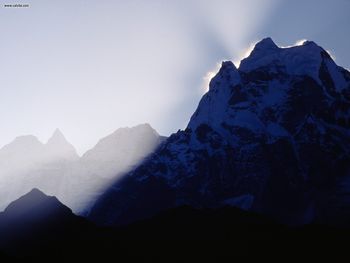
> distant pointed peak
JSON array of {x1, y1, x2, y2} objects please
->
[
  {"x1": 45, "y1": 129, "x2": 78, "y2": 158},
  {"x1": 52, "y1": 128, "x2": 64, "y2": 138},
  {"x1": 47, "y1": 128, "x2": 67, "y2": 144}
]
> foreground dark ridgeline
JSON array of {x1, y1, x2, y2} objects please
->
[
  {"x1": 89, "y1": 38, "x2": 350, "y2": 227},
  {"x1": 0, "y1": 189, "x2": 94, "y2": 256},
  {"x1": 0, "y1": 189, "x2": 350, "y2": 260}
]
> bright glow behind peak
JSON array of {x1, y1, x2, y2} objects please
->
[
  {"x1": 233, "y1": 41, "x2": 259, "y2": 68},
  {"x1": 326, "y1": 50, "x2": 336, "y2": 61},
  {"x1": 1, "y1": 0, "x2": 348, "y2": 154},
  {"x1": 280, "y1": 39, "x2": 308, "y2": 48},
  {"x1": 294, "y1": 39, "x2": 308, "y2": 46},
  {"x1": 203, "y1": 63, "x2": 222, "y2": 92}
]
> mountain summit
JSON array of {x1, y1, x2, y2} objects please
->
[
  {"x1": 45, "y1": 128, "x2": 78, "y2": 160},
  {"x1": 250, "y1": 37, "x2": 279, "y2": 53},
  {"x1": 89, "y1": 38, "x2": 350, "y2": 226},
  {"x1": 46, "y1": 128, "x2": 70, "y2": 147}
]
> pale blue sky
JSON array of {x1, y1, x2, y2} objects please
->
[{"x1": 0, "y1": 0, "x2": 349, "y2": 154}]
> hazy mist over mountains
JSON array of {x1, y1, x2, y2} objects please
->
[
  {"x1": 1, "y1": 0, "x2": 350, "y2": 260},
  {"x1": 0, "y1": 124, "x2": 163, "y2": 212}
]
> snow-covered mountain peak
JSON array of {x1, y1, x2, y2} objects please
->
[
  {"x1": 188, "y1": 61, "x2": 240, "y2": 131},
  {"x1": 188, "y1": 38, "x2": 350, "y2": 135},
  {"x1": 252, "y1": 37, "x2": 279, "y2": 52},
  {"x1": 239, "y1": 38, "x2": 326, "y2": 77},
  {"x1": 88, "y1": 39, "x2": 350, "y2": 227}
]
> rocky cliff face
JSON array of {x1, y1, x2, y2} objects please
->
[{"x1": 89, "y1": 38, "x2": 350, "y2": 226}]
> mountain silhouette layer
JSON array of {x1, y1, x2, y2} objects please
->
[{"x1": 1, "y1": 188, "x2": 350, "y2": 260}]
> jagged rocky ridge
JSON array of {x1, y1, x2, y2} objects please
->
[{"x1": 89, "y1": 38, "x2": 350, "y2": 226}]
